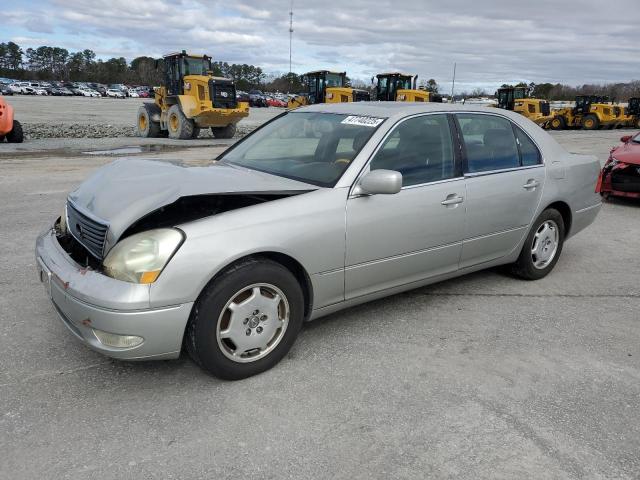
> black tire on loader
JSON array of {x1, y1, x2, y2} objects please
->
[
  {"x1": 550, "y1": 116, "x2": 566, "y2": 130},
  {"x1": 191, "y1": 127, "x2": 201, "y2": 139},
  {"x1": 6, "y1": 120, "x2": 23, "y2": 143},
  {"x1": 211, "y1": 123, "x2": 237, "y2": 139},
  {"x1": 167, "y1": 104, "x2": 194, "y2": 140},
  {"x1": 137, "y1": 103, "x2": 161, "y2": 138},
  {"x1": 582, "y1": 114, "x2": 600, "y2": 130}
]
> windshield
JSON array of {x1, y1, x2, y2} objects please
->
[
  {"x1": 633, "y1": 133, "x2": 640, "y2": 143},
  {"x1": 326, "y1": 73, "x2": 344, "y2": 87},
  {"x1": 183, "y1": 57, "x2": 211, "y2": 76},
  {"x1": 220, "y1": 112, "x2": 385, "y2": 187}
]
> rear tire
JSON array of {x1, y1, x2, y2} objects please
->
[
  {"x1": 185, "y1": 258, "x2": 304, "y2": 380},
  {"x1": 167, "y1": 104, "x2": 194, "y2": 139},
  {"x1": 582, "y1": 114, "x2": 599, "y2": 130},
  {"x1": 550, "y1": 116, "x2": 565, "y2": 130},
  {"x1": 6, "y1": 120, "x2": 23, "y2": 143},
  {"x1": 511, "y1": 209, "x2": 565, "y2": 280},
  {"x1": 211, "y1": 123, "x2": 237, "y2": 139},
  {"x1": 137, "y1": 103, "x2": 161, "y2": 138}
]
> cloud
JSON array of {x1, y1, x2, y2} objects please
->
[{"x1": 5, "y1": 0, "x2": 640, "y2": 91}]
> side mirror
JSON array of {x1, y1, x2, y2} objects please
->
[
  {"x1": 353, "y1": 169, "x2": 402, "y2": 196},
  {"x1": 621, "y1": 135, "x2": 632, "y2": 143}
]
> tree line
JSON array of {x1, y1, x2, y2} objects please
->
[{"x1": 3, "y1": 41, "x2": 640, "y2": 99}]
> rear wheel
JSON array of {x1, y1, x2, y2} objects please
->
[
  {"x1": 511, "y1": 209, "x2": 565, "y2": 280},
  {"x1": 550, "y1": 116, "x2": 565, "y2": 130},
  {"x1": 167, "y1": 104, "x2": 194, "y2": 139},
  {"x1": 136, "y1": 103, "x2": 161, "y2": 138},
  {"x1": 6, "y1": 120, "x2": 23, "y2": 143},
  {"x1": 582, "y1": 114, "x2": 599, "y2": 130},
  {"x1": 185, "y1": 258, "x2": 304, "y2": 380},
  {"x1": 211, "y1": 123, "x2": 237, "y2": 139}
]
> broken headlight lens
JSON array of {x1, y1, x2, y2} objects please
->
[{"x1": 103, "y1": 228, "x2": 184, "y2": 284}]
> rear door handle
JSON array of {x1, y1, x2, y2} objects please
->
[
  {"x1": 441, "y1": 194, "x2": 464, "y2": 206},
  {"x1": 523, "y1": 179, "x2": 540, "y2": 190}
]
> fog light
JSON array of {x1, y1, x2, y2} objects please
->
[{"x1": 92, "y1": 328, "x2": 143, "y2": 348}]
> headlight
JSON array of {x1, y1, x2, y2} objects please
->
[{"x1": 103, "y1": 229, "x2": 184, "y2": 284}]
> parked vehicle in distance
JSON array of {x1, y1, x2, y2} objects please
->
[
  {"x1": 0, "y1": 97, "x2": 23, "y2": 142},
  {"x1": 51, "y1": 87, "x2": 74, "y2": 96},
  {"x1": 77, "y1": 88, "x2": 100, "y2": 97},
  {"x1": 35, "y1": 103, "x2": 601, "y2": 380},
  {"x1": 248, "y1": 89, "x2": 268, "y2": 107},
  {"x1": 597, "y1": 132, "x2": 640, "y2": 199},
  {"x1": 8, "y1": 83, "x2": 23, "y2": 94},
  {"x1": 265, "y1": 95, "x2": 287, "y2": 108},
  {"x1": 0, "y1": 84, "x2": 13, "y2": 96},
  {"x1": 106, "y1": 88, "x2": 125, "y2": 98}
]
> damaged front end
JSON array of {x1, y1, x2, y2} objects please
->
[{"x1": 597, "y1": 156, "x2": 640, "y2": 200}]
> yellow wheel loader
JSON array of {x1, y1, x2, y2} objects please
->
[
  {"x1": 287, "y1": 71, "x2": 370, "y2": 109},
  {"x1": 616, "y1": 98, "x2": 640, "y2": 129},
  {"x1": 137, "y1": 51, "x2": 249, "y2": 139},
  {"x1": 496, "y1": 87, "x2": 552, "y2": 126},
  {"x1": 548, "y1": 95, "x2": 621, "y2": 130},
  {"x1": 375, "y1": 73, "x2": 442, "y2": 102}
]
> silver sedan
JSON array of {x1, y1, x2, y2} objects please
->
[{"x1": 35, "y1": 102, "x2": 602, "y2": 379}]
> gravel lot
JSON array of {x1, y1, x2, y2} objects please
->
[{"x1": 1, "y1": 101, "x2": 639, "y2": 479}]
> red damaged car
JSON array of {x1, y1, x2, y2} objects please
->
[{"x1": 597, "y1": 132, "x2": 640, "y2": 199}]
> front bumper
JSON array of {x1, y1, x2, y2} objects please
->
[{"x1": 35, "y1": 229, "x2": 193, "y2": 360}]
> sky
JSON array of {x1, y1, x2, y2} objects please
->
[{"x1": 5, "y1": 0, "x2": 640, "y2": 93}]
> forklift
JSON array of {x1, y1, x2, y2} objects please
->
[
  {"x1": 374, "y1": 73, "x2": 442, "y2": 102},
  {"x1": 136, "y1": 51, "x2": 249, "y2": 139},
  {"x1": 495, "y1": 86, "x2": 552, "y2": 126},
  {"x1": 287, "y1": 70, "x2": 370, "y2": 109}
]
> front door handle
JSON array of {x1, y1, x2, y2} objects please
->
[
  {"x1": 523, "y1": 179, "x2": 540, "y2": 190},
  {"x1": 441, "y1": 194, "x2": 464, "y2": 206}
]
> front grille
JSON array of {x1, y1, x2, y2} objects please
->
[
  {"x1": 66, "y1": 202, "x2": 109, "y2": 260},
  {"x1": 209, "y1": 80, "x2": 238, "y2": 109},
  {"x1": 611, "y1": 166, "x2": 640, "y2": 192}
]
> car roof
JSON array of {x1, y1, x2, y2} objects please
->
[{"x1": 297, "y1": 101, "x2": 515, "y2": 118}]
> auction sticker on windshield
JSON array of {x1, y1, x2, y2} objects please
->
[{"x1": 341, "y1": 116, "x2": 385, "y2": 127}]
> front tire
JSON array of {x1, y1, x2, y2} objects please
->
[
  {"x1": 511, "y1": 209, "x2": 565, "y2": 280},
  {"x1": 6, "y1": 120, "x2": 23, "y2": 143},
  {"x1": 167, "y1": 104, "x2": 194, "y2": 139},
  {"x1": 185, "y1": 258, "x2": 304, "y2": 380},
  {"x1": 550, "y1": 116, "x2": 565, "y2": 130},
  {"x1": 136, "y1": 103, "x2": 161, "y2": 138}
]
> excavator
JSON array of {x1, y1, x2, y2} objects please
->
[
  {"x1": 375, "y1": 73, "x2": 442, "y2": 102},
  {"x1": 287, "y1": 71, "x2": 370, "y2": 109},
  {"x1": 548, "y1": 95, "x2": 622, "y2": 130},
  {"x1": 495, "y1": 86, "x2": 553, "y2": 126},
  {"x1": 137, "y1": 51, "x2": 249, "y2": 139}
]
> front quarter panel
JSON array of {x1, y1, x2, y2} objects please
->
[{"x1": 149, "y1": 188, "x2": 348, "y2": 309}]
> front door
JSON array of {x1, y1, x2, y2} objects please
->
[{"x1": 345, "y1": 114, "x2": 466, "y2": 299}]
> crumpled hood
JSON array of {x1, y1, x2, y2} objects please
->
[
  {"x1": 67, "y1": 159, "x2": 316, "y2": 249},
  {"x1": 612, "y1": 141, "x2": 640, "y2": 166}
]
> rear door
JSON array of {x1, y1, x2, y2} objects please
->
[{"x1": 455, "y1": 113, "x2": 545, "y2": 268}]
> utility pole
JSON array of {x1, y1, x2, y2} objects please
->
[
  {"x1": 289, "y1": 1, "x2": 294, "y2": 74},
  {"x1": 451, "y1": 62, "x2": 456, "y2": 103}
]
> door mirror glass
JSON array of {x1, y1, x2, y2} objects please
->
[
  {"x1": 621, "y1": 135, "x2": 632, "y2": 143},
  {"x1": 355, "y1": 169, "x2": 402, "y2": 195}
]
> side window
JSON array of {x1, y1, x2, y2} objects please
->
[
  {"x1": 370, "y1": 114, "x2": 455, "y2": 186},
  {"x1": 457, "y1": 114, "x2": 520, "y2": 173},
  {"x1": 514, "y1": 126, "x2": 542, "y2": 166}
]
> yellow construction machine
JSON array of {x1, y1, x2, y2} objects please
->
[
  {"x1": 496, "y1": 87, "x2": 553, "y2": 126},
  {"x1": 615, "y1": 97, "x2": 640, "y2": 129},
  {"x1": 137, "y1": 51, "x2": 249, "y2": 139},
  {"x1": 374, "y1": 73, "x2": 442, "y2": 102},
  {"x1": 547, "y1": 95, "x2": 621, "y2": 130},
  {"x1": 287, "y1": 71, "x2": 370, "y2": 109}
]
